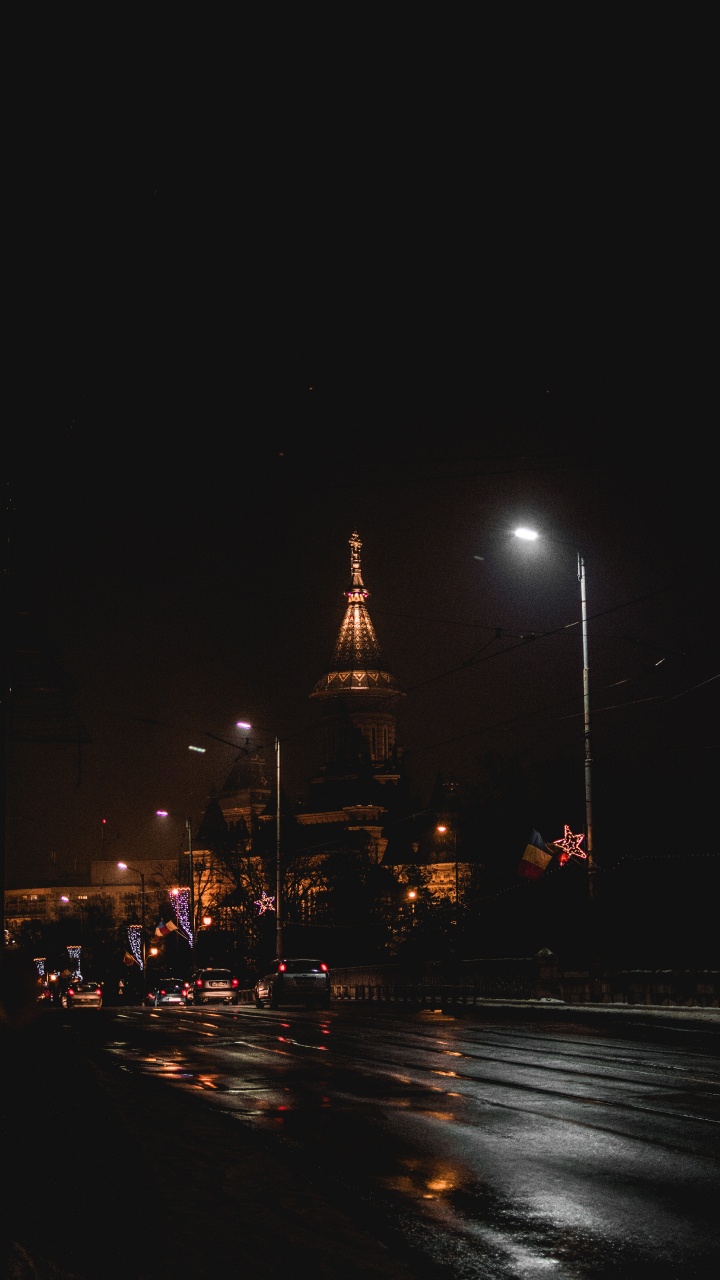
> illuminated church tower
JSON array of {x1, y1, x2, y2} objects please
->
[{"x1": 299, "y1": 532, "x2": 406, "y2": 846}]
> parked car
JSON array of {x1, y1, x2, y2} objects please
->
[
  {"x1": 63, "y1": 980, "x2": 103, "y2": 1010},
  {"x1": 253, "y1": 958, "x2": 330, "y2": 1010},
  {"x1": 188, "y1": 967, "x2": 239, "y2": 1006},
  {"x1": 144, "y1": 978, "x2": 191, "y2": 1007}
]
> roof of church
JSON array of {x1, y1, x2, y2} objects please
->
[{"x1": 310, "y1": 531, "x2": 403, "y2": 699}]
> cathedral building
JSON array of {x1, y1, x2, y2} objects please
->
[
  {"x1": 299, "y1": 529, "x2": 407, "y2": 861},
  {"x1": 189, "y1": 530, "x2": 476, "y2": 950}
]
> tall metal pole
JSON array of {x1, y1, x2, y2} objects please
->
[
  {"x1": 578, "y1": 552, "x2": 595, "y2": 900},
  {"x1": 140, "y1": 873, "x2": 146, "y2": 976},
  {"x1": 275, "y1": 734, "x2": 282, "y2": 959},
  {"x1": 454, "y1": 828, "x2": 459, "y2": 912},
  {"x1": 186, "y1": 817, "x2": 194, "y2": 946},
  {"x1": 513, "y1": 529, "x2": 598, "y2": 980}
]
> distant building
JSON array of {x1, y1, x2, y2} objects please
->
[{"x1": 4, "y1": 858, "x2": 180, "y2": 932}]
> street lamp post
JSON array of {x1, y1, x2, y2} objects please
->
[
  {"x1": 117, "y1": 862, "x2": 146, "y2": 974},
  {"x1": 155, "y1": 811, "x2": 195, "y2": 946},
  {"x1": 61, "y1": 895, "x2": 85, "y2": 947},
  {"x1": 237, "y1": 722, "x2": 283, "y2": 959},
  {"x1": 274, "y1": 733, "x2": 281, "y2": 959},
  {"x1": 513, "y1": 527, "x2": 595, "y2": 898},
  {"x1": 436, "y1": 824, "x2": 459, "y2": 912},
  {"x1": 186, "y1": 816, "x2": 194, "y2": 943}
]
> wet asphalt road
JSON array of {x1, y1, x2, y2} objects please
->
[
  {"x1": 1, "y1": 1003, "x2": 717, "y2": 1274},
  {"x1": 46, "y1": 1001, "x2": 720, "y2": 1280}
]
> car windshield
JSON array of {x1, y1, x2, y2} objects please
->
[
  {"x1": 200, "y1": 970, "x2": 231, "y2": 980},
  {"x1": 282, "y1": 960, "x2": 325, "y2": 973},
  {"x1": 75, "y1": 982, "x2": 100, "y2": 991}
]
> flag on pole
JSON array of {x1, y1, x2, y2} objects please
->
[
  {"x1": 123, "y1": 951, "x2": 137, "y2": 966},
  {"x1": 155, "y1": 918, "x2": 178, "y2": 937},
  {"x1": 517, "y1": 830, "x2": 554, "y2": 879}
]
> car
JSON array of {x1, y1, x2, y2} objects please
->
[
  {"x1": 188, "y1": 967, "x2": 239, "y2": 1006},
  {"x1": 253, "y1": 958, "x2": 331, "y2": 1010},
  {"x1": 63, "y1": 980, "x2": 103, "y2": 1010},
  {"x1": 144, "y1": 977, "x2": 191, "y2": 1007}
]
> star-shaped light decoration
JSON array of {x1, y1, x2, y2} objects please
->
[
  {"x1": 254, "y1": 891, "x2": 276, "y2": 915},
  {"x1": 552, "y1": 825, "x2": 587, "y2": 867}
]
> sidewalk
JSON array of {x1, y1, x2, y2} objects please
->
[
  {"x1": 465, "y1": 997, "x2": 720, "y2": 1026},
  {"x1": 433, "y1": 997, "x2": 720, "y2": 1048}
]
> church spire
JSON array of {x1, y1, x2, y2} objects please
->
[
  {"x1": 311, "y1": 531, "x2": 402, "y2": 698},
  {"x1": 309, "y1": 531, "x2": 404, "y2": 788}
]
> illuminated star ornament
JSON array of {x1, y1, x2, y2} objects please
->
[
  {"x1": 255, "y1": 891, "x2": 276, "y2": 915},
  {"x1": 552, "y1": 825, "x2": 587, "y2": 867}
]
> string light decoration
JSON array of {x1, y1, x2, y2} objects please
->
[
  {"x1": 67, "y1": 946, "x2": 82, "y2": 980},
  {"x1": 34, "y1": 957, "x2": 46, "y2": 978},
  {"x1": 126, "y1": 925, "x2": 144, "y2": 969},
  {"x1": 255, "y1": 891, "x2": 276, "y2": 915},
  {"x1": 171, "y1": 887, "x2": 193, "y2": 946},
  {"x1": 552, "y1": 825, "x2": 587, "y2": 867}
]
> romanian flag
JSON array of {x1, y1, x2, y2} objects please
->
[
  {"x1": 517, "y1": 830, "x2": 554, "y2": 879},
  {"x1": 155, "y1": 918, "x2": 178, "y2": 938}
]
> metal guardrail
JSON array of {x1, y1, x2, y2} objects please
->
[
  {"x1": 326, "y1": 961, "x2": 720, "y2": 1008},
  {"x1": 236, "y1": 961, "x2": 720, "y2": 1008}
]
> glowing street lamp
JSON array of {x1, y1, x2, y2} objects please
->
[{"x1": 513, "y1": 526, "x2": 595, "y2": 899}]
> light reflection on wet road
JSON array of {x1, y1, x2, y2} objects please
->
[{"x1": 101, "y1": 1005, "x2": 720, "y2": 1278}]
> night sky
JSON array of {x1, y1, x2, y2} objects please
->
[{"x1": 6, "y1": 44, "x2": 717, "y2": 906}]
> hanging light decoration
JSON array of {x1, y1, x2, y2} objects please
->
[
  {"x1": 126, "y1": 925, "x2": 143, "y2": 969},
  {"x1": 67, "y1": 946, "x2": 82, "y2": 980},
  {"x1": 552, "y1": 825, "x2": 588, "y2": 867},
  {"x1": 172, "y1": 887, "x2": 193, "y2": 947}
]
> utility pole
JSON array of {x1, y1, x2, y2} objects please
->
[
  {"x1": 186, "y1": 817, "x2": 194, "y2": 944},
  {"x1": 275, "y1": 735, "x2": 282, "y2": 959}
]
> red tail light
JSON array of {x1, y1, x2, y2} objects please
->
[
  {"x1": 67, "y1": 988, "x2": 75, "y2": 997},
  {"x1": 160, "y1": 988, "x2": 167, "y2": 996},
  {"x1": 195, "y1": 978, "x2": 203, "y2": 988},
  {"x1": 320, "y1": 964, "x2": 328, "y2": 972},
  {"x1": 95, "y1": 988, "x2": 102, "y2": 996},
  {"x1": 231, "y1": 978, "x2": 239, "y2": 988},
  {"x1": 278, "y1": 963, "x2": 286, "y2": 972}
]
